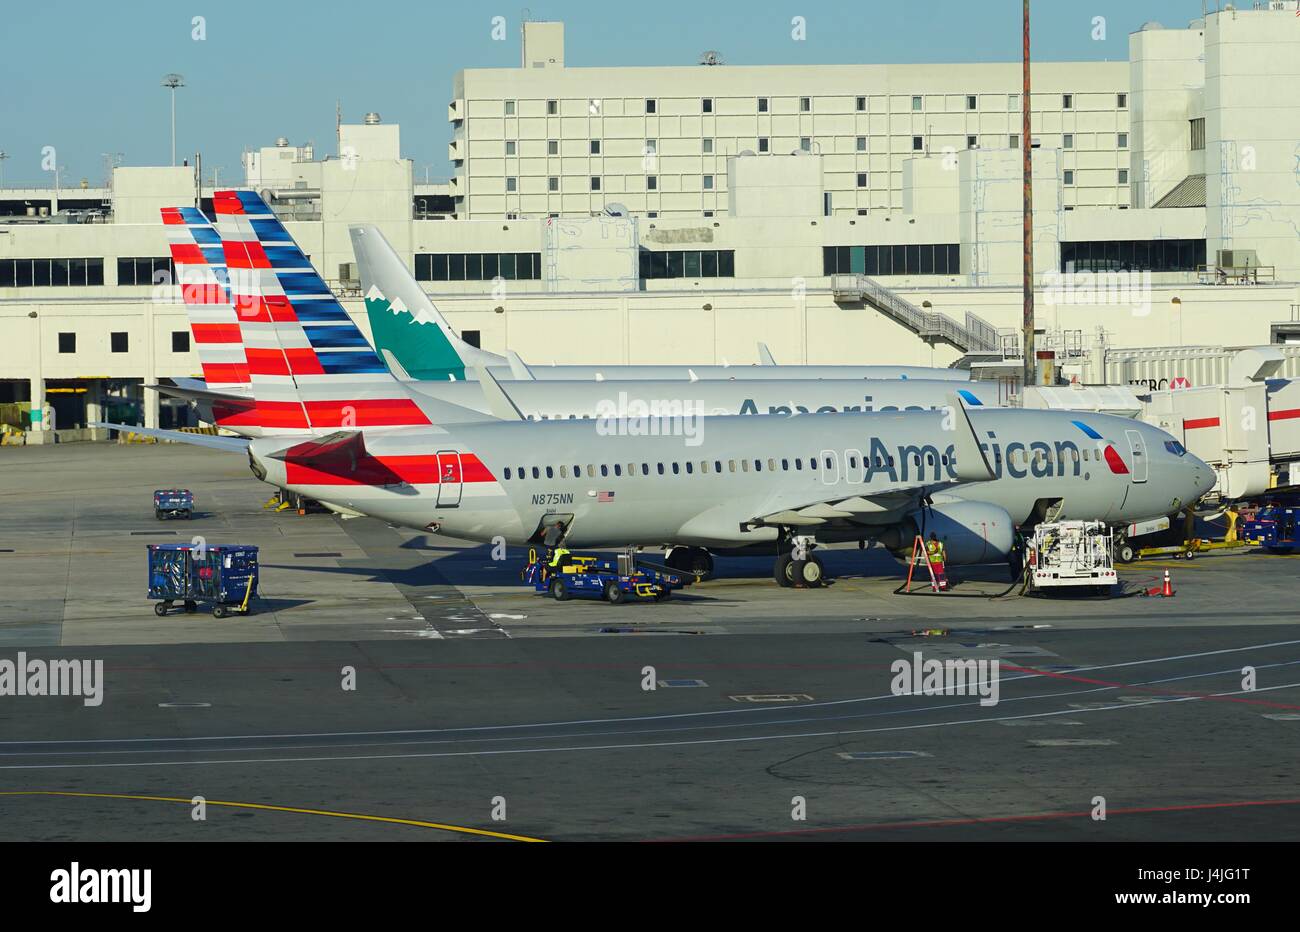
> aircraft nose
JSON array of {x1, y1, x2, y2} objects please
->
[{"x1": 1190, "y1": 454, "x2": 1216, "y2": 499}]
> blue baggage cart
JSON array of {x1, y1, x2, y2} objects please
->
[
  {"x1": 521, "y1": 549, "x2": 684, "y2": 604},
  {"x1": 153, "y1": 488, "x2": 194, "y2": 520},
  {"x1": 148, "y1": 543, "x2": 259, "y2": 617}
]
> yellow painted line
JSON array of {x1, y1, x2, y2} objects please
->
[{"x1": 0, "y1": 791, "x2": 546, "y2": 842}]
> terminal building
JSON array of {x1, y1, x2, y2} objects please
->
[{"x1": 2, "y1": 5, "x2": 1299, "y2": 440}]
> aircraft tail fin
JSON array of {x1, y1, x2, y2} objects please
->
[
  {"x1": 211, "y1": 190, "x2": 434, "y2": 432},
  {"x1": 757, "y1": 342, "x2": 777, "y2": 366},
  {"x1": 350, "y1": 224, "x2": 508, "y2": 381}
]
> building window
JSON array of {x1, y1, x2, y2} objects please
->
[
  {"x1": 548, "y1": 176, "x2": 559, "y2": 192},
  {"x1": 855, "y1": 136, "x2": 866, "y2": 151},
  {"x1": 911, "y1": 95, "x2": 922, "y2": 111},
  {"x1": 758, "y1": 137, "x2": 769, "y2": 152},
  {"x1": 647, "y1": 212, "x2": 658, "y2": 218},
  {"x1": 111, "y1": 332, "x2": 129, "y2": 353},
  {"x1": 1063, "y1": 133, "x2": 1074, "y2": 149},
  {"x1": 1118, "y1": 169, "x2": 1129, "y2": 184},
  {"x1": 116, "y1": 256, "x2": 174, "y2": 287},
  {"x1": 1061, "y1": 239, "x2": 1206, "y2": 273},
  {"x1": 647, "y1": 175, "x2": 658, "y2": 190},
  {"x1": 462, "y1": 330, "x2": 481, "y2": 348},
  {"x1": 912, "y1": 136, "x2": 923, "y2": 151},
  {"x1": 505, "y1": 140, "x2": 516, "y2": 155},
  {"x1": 1009, "y1": 134, "x2": 1020, "y2": 148},
  {"x1": 799, "y1": 96, "x2": 811, "y2": 112},
  {"x1": 504, "y1": 100, "x2": 516, "y2": 116},
  {"x1": 506, "y1": 177, "x2": 517, "y2": 192},
  {"x1": 703, "y1": 210, "x2": 713, "y2": 218},
  {"x1": 966, "y1": 135, "x2": 977, "y2": 149},
  {"x1": 1117, "y1": 93, "x2": 1127, "y2": 109},
  {"x1": 58, "y1": 332, "x2": 75, "y2": 353},
  {"x1": 856, "y1": 96, "x2": 866, "y2": 112},
  {"x1": 1118, "y1": 132, "x2": 1128, "y2": 149},
  {"x1": 0, "y1": 257, "x2": 104, "y2": 288},
  {"x1": 702, "y1": 138, "x2": 713, "y2": 154},
  {"x1": 590, "y1": 176, "x2": 601, "y2": 191},
  {"x1": 758, "y1": 97, "x2": 769, "y2": 112},
  {"x1": 639, "y1": 249, "x2": 736, "y2": 279},
  {"x1": 172, "y1": 331, "x2": 190, "y2": 353},
  {"x1": 645, "y1": 98, "x2": 657, "y2": 113},
  {"x1": 415, "y1": 252, "x2": 542, "y2": 282},
  {"x1": 966, "y1": 94, "x2": 977, "y2": 110},
  {"x1": 1062, "y1": 94, "x2": 1073, "y2": 109},
  {"x1": 645, "y1": 139, "x2": 657, "y2": 154},
  {"x1": 702, "y1": 98, "x2": 713, "y2": 113},
  {"x1": 799, "y1": 137, "x2": 811, "y2": 152},
  {"x1": 824, "y1": 244, "x2": 961, "y2": 276},
  {"x1": 1009, "y1": 94, "x2": 1019, "y2": 110},
  {"x1": 1064, "y1": 170, "x2": 1075, "y2": 185},
  {"x1": 590, "y1": 139, "x2": 601, "y2": 155},
  {"x1": 546, "y1": 99, "x2": 558, "y2": 115},
  {"x1": 1190, "y1": 118, "x2": 1205, "y2": 151},
  {"x1": 702, "y1": 175, "x2": 714, "y2": 190},
  {"x1": 856, "y1": 173, "x2": 867, "y2": 187},
  {"x1": 547, "y1": 139, "x2": 558, "y2": 155}
]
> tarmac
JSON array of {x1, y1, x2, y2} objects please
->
[{"x1": 1, "y1": 441, "x2": 1298, "y2": 841}]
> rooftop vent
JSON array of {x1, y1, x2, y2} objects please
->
[
  {"x1": 363, "y1": 112, "x2": 382, "y2": 124},
  {"x1": 698, "y1": 50, "x2": 725, "y2": 66},
  {"x1": 275, "y1": 136, "x2": 290, "y2": 147}
]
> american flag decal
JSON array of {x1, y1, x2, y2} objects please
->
[{"x1": 597, "y1": 491, "x2": 616, "y2": 503}]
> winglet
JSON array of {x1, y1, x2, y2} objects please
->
[
  {"x1": 947, "y1": 393, "x2": 995, "y2": 483},
  {"x1": 757, "y1": 342, "x2": 777, "y2": 366},
  {"x1": 473, "y1": 365, "x2": 526, "y2": 421},
  {"x1": 506, "y1": 350, "x2": 536, "y2": 381}
]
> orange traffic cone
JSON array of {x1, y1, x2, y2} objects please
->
[{"x1": 1161, "y1": 569, "x2": 1174, "y2": 597}]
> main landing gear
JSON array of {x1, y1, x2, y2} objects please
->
[
  {"x1": 665, "y1": 546, "x2": 714, "y2": 581},
  {"x1": 774, "y1": 534, "x2": 824, "y2": 588}
]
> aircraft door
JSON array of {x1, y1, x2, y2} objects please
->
[
  {"x1": 436, "y1": 450, "x2": 463, "y2": 506},
  {"x1": 1124, "y1": 430, "x2": 1148, "y2": 483}
]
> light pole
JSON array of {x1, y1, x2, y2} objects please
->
[
  {"x1": 162, "y1": 74, "x2": 185, "y2": 166},
  {"x1": 0, "y1": 151, "x2": 8, "y2": 187}
]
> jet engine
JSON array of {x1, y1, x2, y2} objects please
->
[{"x1": 880, "y1": 500, "x2": 1015, "y2": 565}]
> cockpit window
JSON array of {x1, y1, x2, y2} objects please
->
[{"x1": 1164, "y1": 440, "x2": 1187, "y2": 456}]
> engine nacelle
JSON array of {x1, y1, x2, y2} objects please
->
[{"x1": 883, "y1": 500, "x2": 1015, "y2": 565}]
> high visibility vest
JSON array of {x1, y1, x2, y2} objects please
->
[
  {"x1": 926, "y1": 541, "x2": 945, "y2": 565},
  {"x1": 548, "y1": 547, "x2": 570, "y2": 567}
]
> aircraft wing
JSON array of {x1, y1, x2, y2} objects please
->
[
  {"x1": 746, "y1": 480, "x2": 972, "y2": 529},
  {"x1": 90, "y1": 422, "x2": 250, "y2": 453}
]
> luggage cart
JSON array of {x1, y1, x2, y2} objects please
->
[
  {"x1": 153, "y1": 488, "x2": 194, "y2": 520},
  {"x1": 148, "y1": 543, "x2": 259, "y2": 617},
  {"x1": 1024, "y1": 521, "x2": 1117, "y2": 595}
]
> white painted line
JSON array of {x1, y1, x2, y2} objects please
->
[{"x1": 1028, "y1": 738, "x2": 1117, "y2": 747}]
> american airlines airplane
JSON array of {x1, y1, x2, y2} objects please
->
[
  {"x1": 351, "y1": 223, "x2": 971, "y2": 384},
  {"x1": 106, "y1": 192, "x2": 1212, "y2": 588}
]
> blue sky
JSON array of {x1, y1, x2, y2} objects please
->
[{"x1": 0, "y1": 0, "x2": 1204, "y2": 188}]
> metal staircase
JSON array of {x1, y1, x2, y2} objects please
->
[{"x1": 830, "y1": 274, "x2": 1000, "y2": 354}]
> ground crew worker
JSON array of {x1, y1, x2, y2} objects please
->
[
  {"x1": 926, "y1": 532, "x2": 948, "y2": 591},
  {"x1": 544, "y1": 521, "x2": 570, "y2": 570}
]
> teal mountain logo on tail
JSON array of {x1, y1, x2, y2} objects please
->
[{"x1": 365, "y1": 287, "x2": 466, "y2": 381}]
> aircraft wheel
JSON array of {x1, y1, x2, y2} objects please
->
[
  {"x1": 793, "y1": 557, "x2": 824, "y2": 589},
  {"x1": 1116, "y1": 539, "x2": 1136, "y2": 564},
  {"x1": 773, "y1": 553, "x2": 794, "y2": 587},
  {"x1": 605, "y1": 582, "x2": 626, "y2": 604},
  {"x1": 550, "y1": 577, "x2": 569, "y2": 601}
]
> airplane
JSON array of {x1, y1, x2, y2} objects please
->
[
  {"x1": 158, "y1": 196, "x2": 998, "y2": 438},
  {"x1": 351, "y1": 222, "x2": 974, "y2": 384},
  {"x1": 105, "y1": 194, "x2": 1214, "y2": 587}
]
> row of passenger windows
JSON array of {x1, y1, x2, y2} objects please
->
[
  {"x1": 414, "y1": 252, "x2": 543, "y2": 282},
  {"x1": 501, "y1": 444, "x2": 1109, "y2": 481}
]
